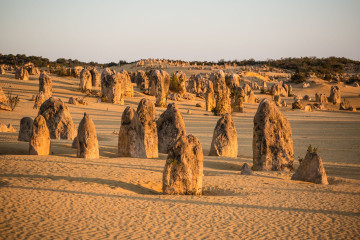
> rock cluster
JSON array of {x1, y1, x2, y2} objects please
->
[{"x1": 15, "y1": 67, "x2": 29, "y2": 80}]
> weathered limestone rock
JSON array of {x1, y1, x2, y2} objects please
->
[
  {"x1": 241, "y1": 163, "x2": 253, "y2": 175},
  {"x1": 90, "y1": 68, "x2": 100, "y2": 87},
  {"x1": 135, "y1": 70, "x2": 149, "y2": 91},
  {"x1": 150, "y1": 70, "x2": 170, "y2": 107},
  {"x1": 292, "y1": 100, "x2": 304, "y2": 110},
  {"x1": 157, "y1": 103, "x2": 186, "y2": 153},
  {"x1": 304, "y1": 105, "x2": 312, "y2": 112},
  {"x1": 228, "y1": 73, "x2": 240, "y2": 89},
  {"x1": 38, "y1": 97, "x2": 77, "y2": 140},
  {"x1": 173, "y1": 71, "x2": 187, "y2": 95},
  {"x1": 0, "y1": 86, "x2": 8, "y2": 103},
  {"x1": 231, "y1": 87, "x2": 244, "y2": 112},
  {"x1": 7, "y1": 124, "x2": 16, "y2": 133},
  {"x1": 68, "y1": 97, "x2": 87, "y2": 105},
  {"x1": 15, "y1": 67, "x2": 29, "y2": 80},
  {"x1": 212, "y1": 70, "x2": 231, "y2": 115},
  {"x1": 120, "y1": 70, "x2": 133, "y2": 97},
  {"x1": 118, "y1": 107, "x2": 146, "y2": 158},
  {"x1": 80, "y1": 69, "x2": 92, "y2": 91},
  {"x1": 39, "y1": 71, "x2": 52, "y2": 99},
  {"x1": 33, "y1": 92, "x2": 45, "y2": 109},
  {"x1": 29, "y1": 115, "x2": 50, "y2": 155},
  {"x1": 205, "y1": 81, "x2": 216, "y2": 112},
  {"x1": 76, "y1": 113, "x2": 99, "y2": 159},
  {"x1": 291, "y1": 151, "x2": 328, "y2": 185},
  {"x1": 72, "y1": 66, "x2": 84, "y2": 78},
  {"x1": 271, "y1": 83, "x2": 288, "y2": 97},
  {"x1": 18, "y1": 117, "x2": 33, "y2": 142},
  {"x1": 209, "y1": 113, "x2": 238, "y2": 157},
  {"x1": 27, "y1": 66, "x2": 40, "y2": 75},
  {"x1": 0, "y1": 103, "x2": 11, "y2": 111},
  {"x1": 137, "y1": 98, "x2": 158, "y2": 158},
  {"x1": 329, "y1": 86, "x2": 341, "y2": 104},
  {"x1": 251, "y1": 81, "x2": 260, "y2": 90},
  {"x1": 163, "y1": 134, "x2": 203, "y2": 195},
  {"x1": 0, "y1": 65, "x2": 5, "y2": 74},
  {"x1": 315, "y1": 93, "x2": 328, "y2": 103},
  {"x1": 274, "y1": 95, "x2": 281, "y2": 106},
  {"x1": 0, "y1": 122, "x2": 8, "y2": 132},
  {"x1": 253, "y1": 99, "x2": 294, "y2": 171},
  {"x1": 101, "y1": 69, "x2": 124, "y2": 104}
]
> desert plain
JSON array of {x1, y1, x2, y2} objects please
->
[{"x1": 0, "y1": 63, "x2": 360, "y2": 239}]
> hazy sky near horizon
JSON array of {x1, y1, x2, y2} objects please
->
[{"x1": 0, "y1": 0, "x2": 359, "y2": 63}]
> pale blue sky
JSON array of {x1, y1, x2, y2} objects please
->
[{"x1": 0, "y1": 0, "x2": 359, "y2": 63}]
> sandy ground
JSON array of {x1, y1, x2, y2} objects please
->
[{"x1": 0, "y1": 68, "x2": 360, "y2": 239}]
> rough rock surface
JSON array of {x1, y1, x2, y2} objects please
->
[
  {"x1": 209, "y1": 113, "x2": 238, "y2": 157},
  {"x1": 0, "y1": 86, "x2": 8, "y2": 103},
  {"x1": 205, "y1": 81, "x2": 216, "y2": 112},
  {"x1": 135, "y1": 70, "x2": 149, "y2": 91},
  {"x1": 157, "y1": 103, "x2": 186, "y2": 154},
  {"x1": 329, "y1": 86, "x2": 341, "y2": 104},
  {"x1": 101, "y1": 69, "x2": 124, "y2": 104},
  {"x1": 231, "y1": 87, "x2": 244, "y2": 112},
  {"x1": 163, "y1": 134, "x2": 203, "y2": 195},
  {"x1": 315, "y1": 93, "x2": 328, "y2": 103},
  {"x1": 80, "y1": 69, "x2": 92, "y2": 91},
  {"x1": 173, "y1": 71, "x2": 187, "y2": 96},
  {"x1": 18, "y1": 117, "x2": 33, "y2": 142},
  {"x1": 253, "y1": 99, "x2": 294, "y2": 171},
  {"x1": 120, "y1": 70, "x2": 133, "y2": 97},
  {"x1": 38, "y1": 97, "x2": 77, "y2": 140},
  {"x1": 137, "y1": 98, "x2": 158, "y2": 158},
  {"x1": 39, "y1": 71, "x2": 52, "y2": 99},
  {"x1": 33, "y1": 93, "x2": 45, "y2": 109},
  {"x1": 29, "y1": 115, "x2": 50, "y2": 155},
  {"x1": 241, "y1": 163, "x2": 253, "y2": 175},
  {"x1": 150, "y1": 70, "x2": 170, "y2": 107},
  {"x1": 76, "y1": 113, "x2": 99, "y2": 159},
  {"x1": 291, "y1": 151, "x2": 328, "y2": 185},
  {"x1": 90, "y1": 68, "x2": 100, "y2": 87},
  {"x1": 292, "y1": 100, "x2": 304, "y2": 110},
  {"x1": 118, "y1": 107, "x2": 146, "y2": 158},
  {"x1": 15, "y1": 67, "x2": 29, "y2": 80},
  {"x1": 271, "y1": 83, "x2": 288, "y2": 97},
  {"x1": 212, "y1": 70, "x2": 231, "y2": 115}
]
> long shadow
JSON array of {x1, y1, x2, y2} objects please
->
[
  {"x1": 3, "y1": 185, "x2": 359, "y2": 217},
  {"x1": 3, "y1": 157, "x2": 163, "y2": 172},
  {"x1": 0, "y1": 173, "x2": 159, "y2": 195}
]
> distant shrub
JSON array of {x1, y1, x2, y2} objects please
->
[
  {"x1": 55, "y1": 68, "x2": 68, "y2": 77},
  {"x1": 169, "y1": 76, "x2": 183, "y2": 93},
  {"x1": 291, "y1": 70, "x2": 306, "y2": 83}
]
